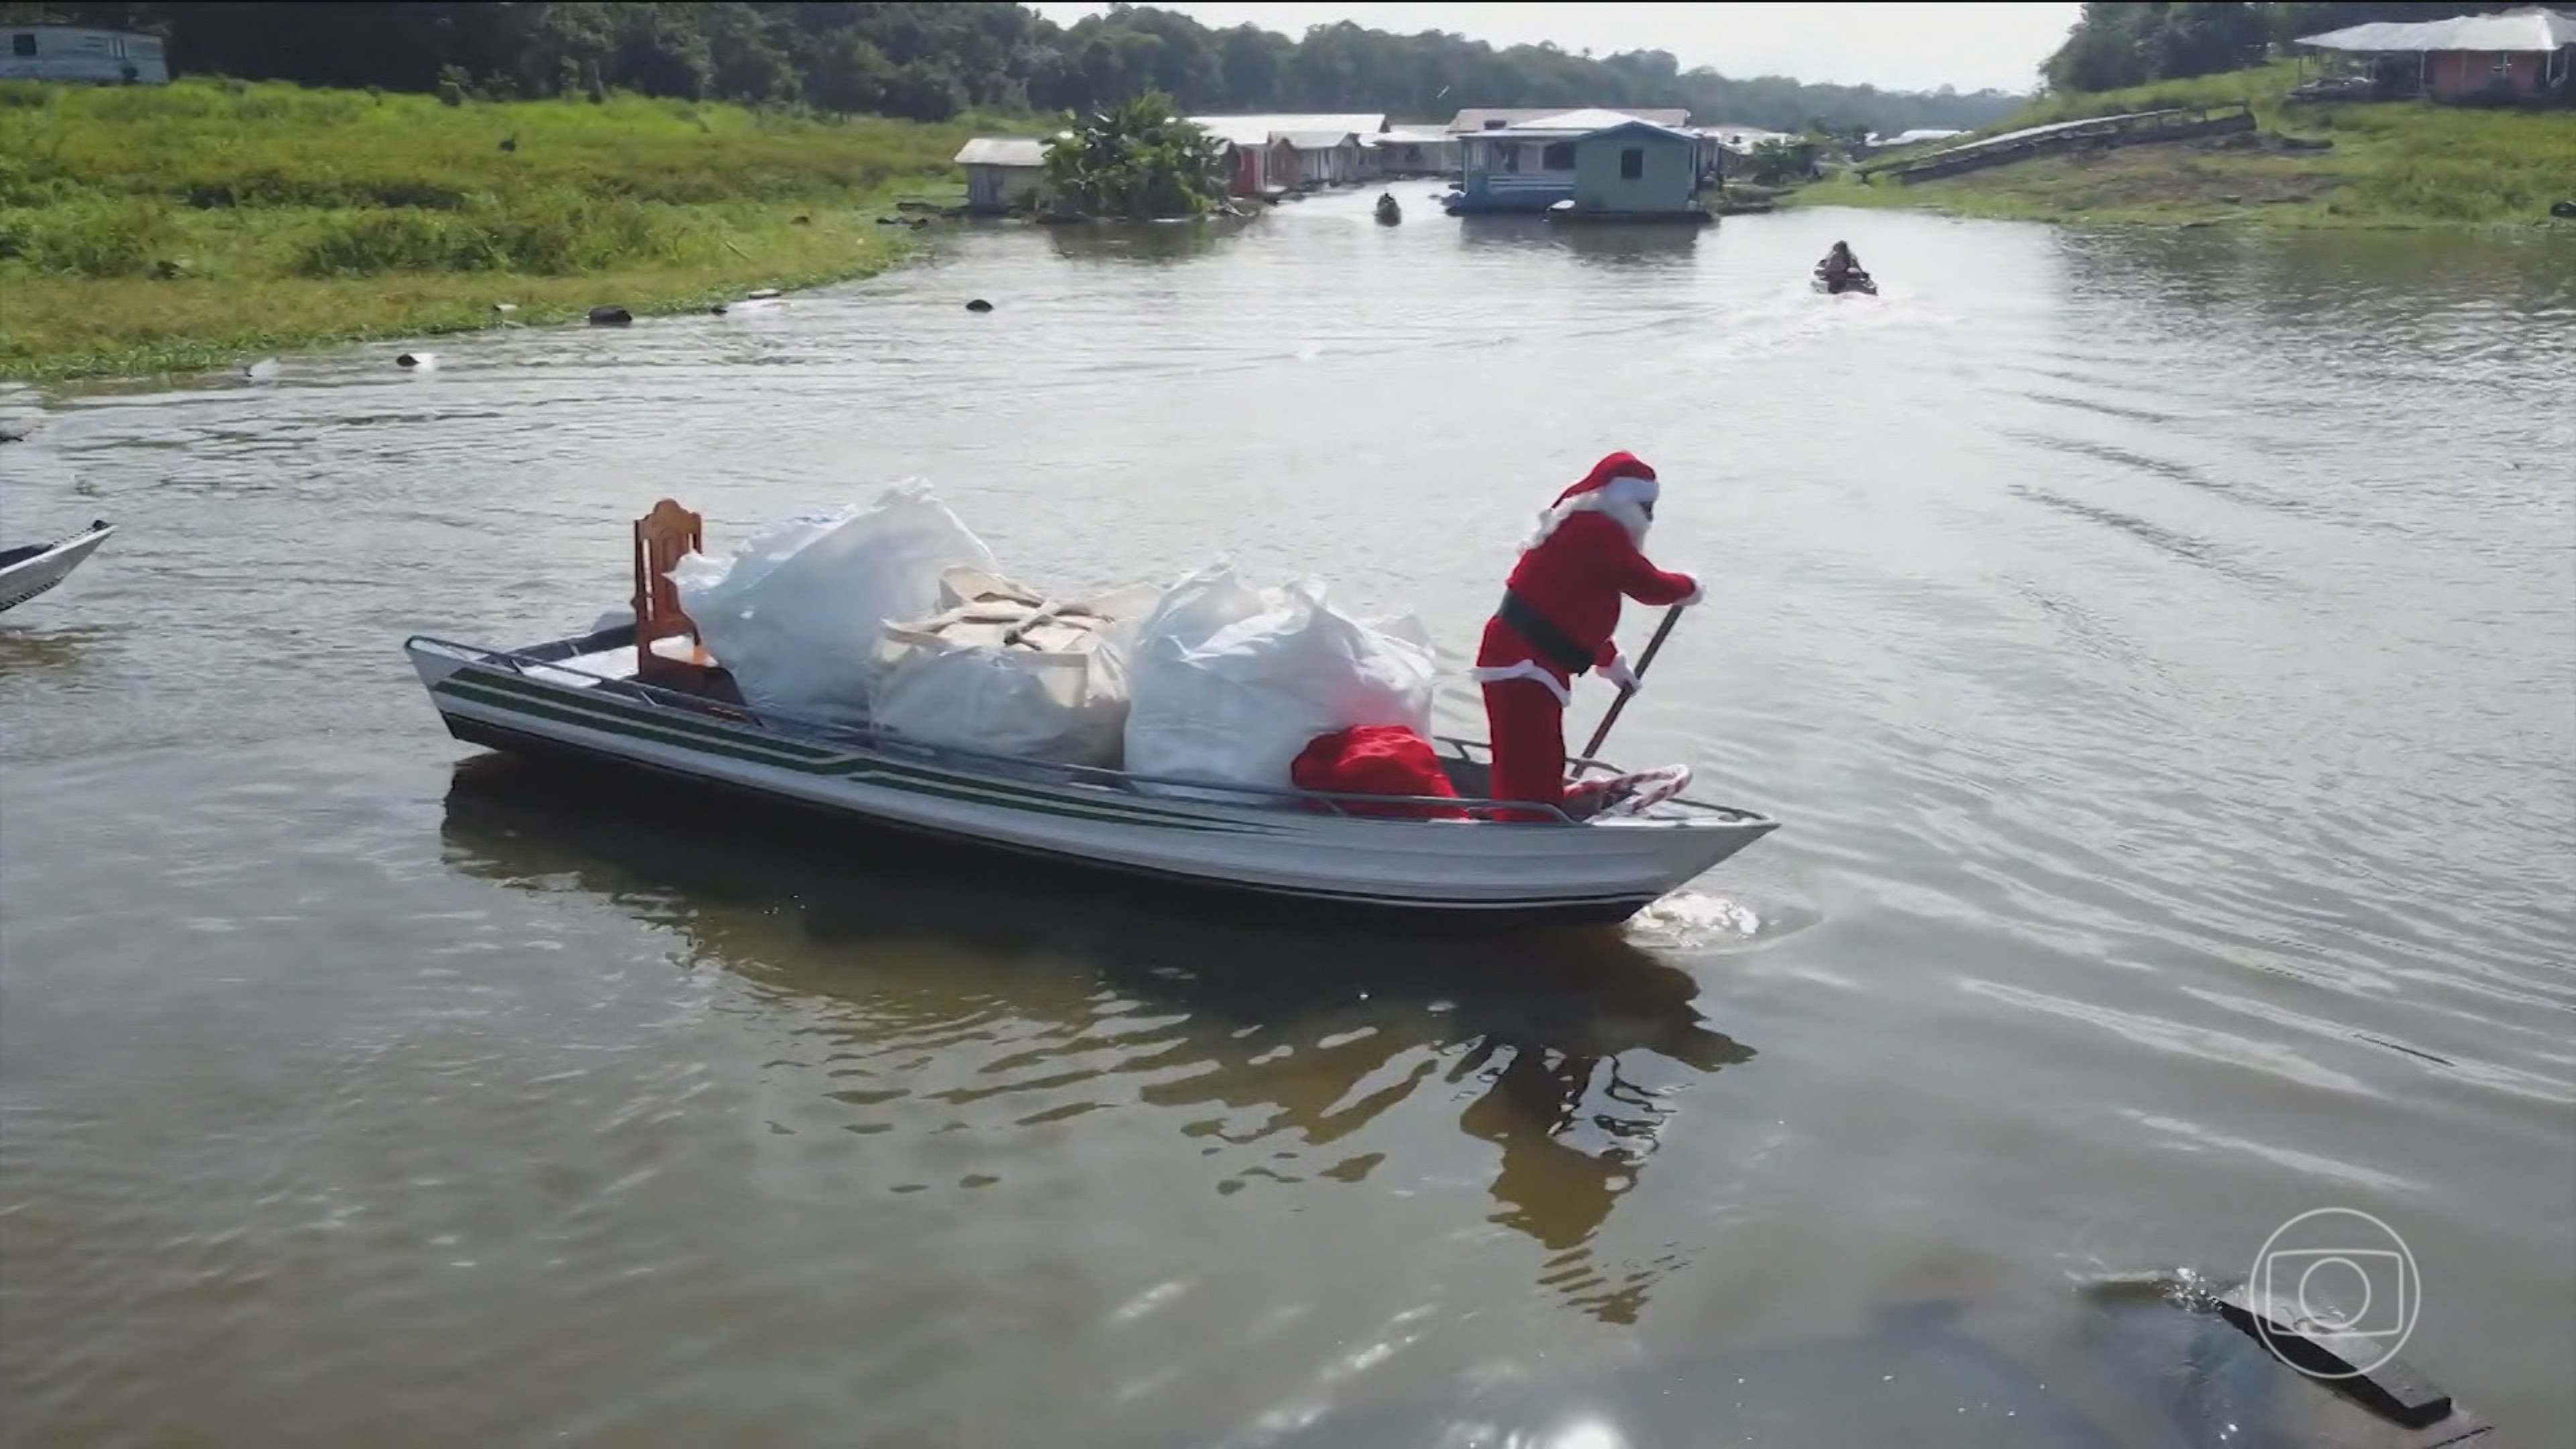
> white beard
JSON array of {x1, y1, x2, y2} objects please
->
[{"x1": 1521, "y1": 475, "x2": 1657, "y2": 551}]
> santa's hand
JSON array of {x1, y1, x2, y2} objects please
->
[
  {"x1": 1600, "y1": 654, "x2": 1642, "y2": 693},
  {"x1": 1676, "y1": 574, "x2": 1706, "y2": 607}
]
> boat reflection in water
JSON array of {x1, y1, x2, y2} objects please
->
[
  {"x1": 1452, "y1": 213, "x2": 1704, "y2": 272},
  {"x1": 1043, "y1": 215, "x2": 1263, "y2": 266},
  {"x1": 436, "y1": 757, "x2": 2495, "y2": 1449},
  {"x1": 436, "y1": 753, "x2": 1754, "y2": 1325}
]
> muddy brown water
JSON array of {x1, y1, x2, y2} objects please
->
[{"x1": 3, "y1": 190, "x2": 2571, "y2": 1446}]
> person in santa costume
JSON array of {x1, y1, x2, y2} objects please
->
[{"x1": 1472, "y1": 451, "x2": 1701, "y2": 821}]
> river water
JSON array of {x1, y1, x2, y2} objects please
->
[{"x1": 3, "y1": 190, "x2": 2571, "y2": 1446}]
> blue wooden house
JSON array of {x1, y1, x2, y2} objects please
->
[{"x1": 1448, "y1": 110, "x2": 1705, "y2": 218}]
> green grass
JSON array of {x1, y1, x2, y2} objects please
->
[
  {"x1": 0, "y1": 80, "x2": 1020, "y2": 381},
  {"x1": 1787, "y1": 64, "x2": 2576, "y2": 228}
]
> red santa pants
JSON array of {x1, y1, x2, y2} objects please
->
[{"x1": 1481, "y1": 676, "x2": 1568, "y2": 822}]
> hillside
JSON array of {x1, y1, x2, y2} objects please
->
[
  {"x1": 1790, "y1": 64, "x2": 2576, "y2": 227},
  {"x1": 0, "y1": 80, "x2": 998, "y2": 381}
]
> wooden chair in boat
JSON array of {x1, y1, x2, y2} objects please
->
[{"x1": 631, "y1": 498, "x2": 749, "y2": 709}]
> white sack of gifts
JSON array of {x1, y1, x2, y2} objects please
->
[
  {"x1": 869, "y1": 568, "x2": 1162, "y2": 768},
  {"x1": 1122, "y1": 561, "x2": 1438, "y2": 798},
  {"x1": 666, "y1": 482, "x2": 998, "y2": 726}
]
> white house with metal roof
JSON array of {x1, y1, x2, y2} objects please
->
[
  {"x1": 953, "y1": 136, "x2": 1051, "y2": 214},
  {"x1": 1362, "y1": 127, "x2": 1459, "y2": 178}
]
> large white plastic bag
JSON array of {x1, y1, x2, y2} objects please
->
[
  {"x1": 1123, "y1": 561, "x2": 1438, "y2": 798},
  {"x1": 868, "y1": 570, "x2": 1158, "y2": 768},
  {"x1": 667, "y1": 483, "x2": 998, "y2": 725}
]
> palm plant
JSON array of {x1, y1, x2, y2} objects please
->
[{"x1": 1041, "y1": 92, "x2": 1227, "y2": 220}]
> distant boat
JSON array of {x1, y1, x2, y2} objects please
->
[
  {"x1": 1375, "y1": 193, "x2": 1401, "y2": 225},
  {"x1": 0, "y1": 519, "x2": 113, "y2": 614},
  {"x1": 1813, "y1": 269, "x2": 1878, "y2": 296}
]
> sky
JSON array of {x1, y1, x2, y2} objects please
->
[{"x1": 1026, "y1": 3, "x2": 2085, "y2": 95}]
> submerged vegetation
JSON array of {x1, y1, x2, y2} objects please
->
[
  {"x1": 1792, "y1": 64, "x2": 2576, "y2": 228},
  {"x1": 1040, "y1": 95, "x2": 1229, "y2": 222},
  {"x1": 0, "y1": 80, "x2": 990, "y2": 380}
]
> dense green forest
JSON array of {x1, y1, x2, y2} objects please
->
[
  {"x1": 2041, "y1": 2, "x2": 2536, "y2": 93},
  {"x1": 0, "y1": 1, "x2": 2026, "y2": 133}
]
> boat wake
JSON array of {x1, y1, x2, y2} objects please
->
[{"x1": 1623, "y1": 889, "x2": 1763, "y2": 945}]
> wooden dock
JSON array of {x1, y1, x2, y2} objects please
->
[{"x1": 1861, "y1": 103, "x2": 2258, "y2": 185}]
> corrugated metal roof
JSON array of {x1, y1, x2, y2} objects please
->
[
  {"x1": 1449, "y1": 107, "x2": 1690, "y2": 133},
  {"x1": 953, "y1": 137, "x2": 1048, "y2": 168},
  {"x1": 1362, "y1": 127, "x2": 1455, "y2": 147},
  {"x1": 1474, "y1": 109, "x2": 1698, "y2": 142},
  {"x1": 2297, "y1": 5, "x2": 2576, "y2": 52},
  {"x1": 1188, "y1": 113, "x2": 1385, "y2": 147}
]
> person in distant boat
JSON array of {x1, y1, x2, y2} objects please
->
[
  {"x1": 1817, "y1": 239, "x2": 1865, "y2": 282},
  {"x1": 1472, "y1": 451, "x2": 1701, "y2": 822}
]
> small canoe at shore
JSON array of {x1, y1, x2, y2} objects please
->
[
  {"x1": 404, "y1": 626, "x2": 1779, "y2": 927},
  {"x1": 0, "y1": 519, "x2": 113, "y2": 614}
]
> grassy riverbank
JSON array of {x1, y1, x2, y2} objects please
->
[
  {"x1": 1789, "y1": 64, "x2": 2576, "y2": 227},
  {"x1": 0, "y1": 80, "x2": 999, "y2": 382}
]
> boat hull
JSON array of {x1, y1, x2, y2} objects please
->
[
  {"x1": 0, "y1": 522, "x2": 112, "y2": 614},
  {"x1": 409, "y1": 637, "x2": 1777, "y2": 927}
]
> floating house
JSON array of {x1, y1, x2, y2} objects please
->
[
  {"x1": 1191, "y1": 120, "x2": 1297, "y2": 199},
  {"x1": 1189, "y1": 114, "x2": 1387, "y2": 195},
  {"x1": 0, "y1": 24, "x2": 168, "y2": 83},
  {"x1": 1278, "y1": 130, "x2": 1363, "y2": 187},
  {"x1": 1362, "y1": 127, "x2": 1459, "y2": 178},
  {"x1": 1365, "y1": 127, "x2": 1460, "y2": 176},
  {"x1": 954, "y1": 137, "x2": 1050, "y2": 215},
  {"x1": 2294, "y1": 5, "x2": 2575, "y2": 100},
  {"x1": 1450, "y1": 109, "x2": 1706, "y2": 217}
]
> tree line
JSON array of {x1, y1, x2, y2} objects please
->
[
  {"x1": 0, "y1": 1, "x2": 2027, "y2": 133},
  {"x1": 2041, "y1": 2, "x2": 2534, "y2": 94}
]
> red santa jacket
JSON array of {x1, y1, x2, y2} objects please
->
[{"x1": 1474, "y1": 459, "x2": 1699, "y2": 706}]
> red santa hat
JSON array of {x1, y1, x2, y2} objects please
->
[{"x1": 1521, "y1": 451, "x2": 1660, "y2": 551}]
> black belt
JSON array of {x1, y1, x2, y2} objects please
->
[{"x1": 1496, "y1": 590, "x2": 1594, "y2": 677}]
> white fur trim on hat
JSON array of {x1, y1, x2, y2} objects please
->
[{"x1": 1521, "y1": 472, "x2": 1659, "y2": 552}]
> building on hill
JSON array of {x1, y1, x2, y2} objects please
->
[
  {"x1": 0, "y1": 24, "x2": 168, "y2": 84},
  {"x1": 2293, "y1": 6, "x2": 2575, "y2": 101}
]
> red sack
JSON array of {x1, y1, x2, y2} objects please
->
[{"x1": 1290, "y1": 725, "x2": 1468, "y2": 820}]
